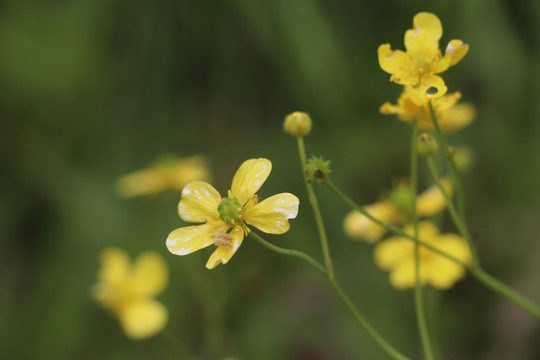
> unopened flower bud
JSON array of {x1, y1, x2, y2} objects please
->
[
  {"x1": 416, "y1": 133, "x2": 438, "y2": 157},
  {"x1": 284, "y1": 111, "x2": 312, "y2": 137},
  {"x1": 305, "y1": 156, "x2": 331, "y2": 184}
]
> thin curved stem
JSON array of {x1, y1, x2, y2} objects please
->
[
  {"x1": 411, "y1": 124, "x2": 435, "y2": 360},
  {"x1": 296, "y1": 136, "x2": 334, "y2": 278},
  {"x1": 248, "y1": 231, "x2": 411, "y2": 360}
]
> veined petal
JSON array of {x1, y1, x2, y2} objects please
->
[
  {"x1": 416, "y1": 178, "x2": 453, "y2": 217},
  {"x1": 99, "y1": 247, "x2": 130, "y2": 286},
  {"x1": 178, "y1": 181, "x2": 222, "y2": 223},
  {"x1": 374, "y1": 237, "x2": 412, "y2": 269},
  {"x1": 119, "y1": 299, "x2": 168, "y2": 340},
  {"x1": 377, "y1": 44, "x2": 417, "y2": 85},
  {"x1": 343, "y1": 201, "x2": 398, "y2": 243},
  {"x1": 206, "y1": 225, "x2": 244, "y2": 269},
  {"x1": 231, "y1": 158, "x2": 272, "y2": 205},
  {"x1": 166, "y1": 222, "x2": 227, "y2": 256},
  {"x1": 418, "y1": 74, "x2": 447, "y2": 99},
  {"x1": 132, "y1": 252, "x2": 168, "y2": 297},
  {"x1": 243, "y1": 193, "x2": 299, "y2": 234},
  {"x1": 445, "y1": 40, "x2": 469, "y2": 66},
  {"x1": 404, "y1": 12, "x2": 443, "y2": 61}
]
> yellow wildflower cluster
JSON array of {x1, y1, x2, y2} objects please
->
[{"x1": 92, "y1": 248, "x2": 169, "y2": 340}]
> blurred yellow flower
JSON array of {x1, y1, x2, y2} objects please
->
[
  {"x1": 380, "y1": 86, "x2": 476, "y2": 133},
  {"x1": 166, "y1": 158, "x2": 299, "y2": 269},
  {"x1": 92, "y1": 248, "x2": 168, "y2": 340},
  {"x1": 374, "y1": 221, "x2": 470, "y2": 289},
  {"x1": 116, "y1": 155, "x2": 211, "y2": 198},
  {"x1": 343, "y1": 178, "x2": 452, "y2": 243},
  {"x1": 378, "y1": 12, "x2": 469, "y2": 99}
]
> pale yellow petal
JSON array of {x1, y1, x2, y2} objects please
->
[
  {"x1": 415, "y1": 221, "x2": 441, "y2": 239},
  {"x1": 205, "y1": 225, "x2": 244, "y2": 269},
  {"x1": 178, "y1": 181, "x2": 222, "y2": 223},
  {"x1": 374, "y1": 237, "x2": 412, "y2": 269},
  {"x1": 424, "y1": 258, "x2": 466, "y2": 289},
  {"x1": 432, "y1": 91, "x2": 462, "y2": 113},
  {"x1": 436, "y1": 234, "x2": 471, "y2": 263},
  {"x1": 416, "y1": 178, "x2": 453, "y2": 217},
  {"x1": 389, "y1": 257, "x2": 418, "y2": 289},
  {"x1": 377, "y1": 44, "x2": 417, "y2": 85},
  {"x1": 98, "y1": 247, "x2": 130, "y2": 286},
  {"x1": 116, "y1": 169, "x2": 167, "y2": 197},
  {"x1": 132, "y1": 252, "x2": 168, "y2": 297},
  {"x1": 344, "y1": 202, "x2": 398, "y2": 243},
  {"x1": 243, "y1": 193, "x2": 299, "y2": 234},
  {"x1": 437, "y1": 103, "x2": 476, "y2": 133},
  {"x1": 119, "y1": 299, "x2": 168, "y2": 340},
  {"x1": 166, "y1": 222, "x2": 227, "y2": 256},
  {"x1": 404, "y1": 12, "x2": 443, "y2": 61},
  {"x1": 231, "y1": 158, "x2": 272, "y2": 205}
]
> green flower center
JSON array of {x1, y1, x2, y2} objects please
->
[
  {"x1": 389, "y1": 186, "x2": 413, "y2": 214},
  {"x1": 218, "y1": 197, "x2": 242, "y2": 225}
]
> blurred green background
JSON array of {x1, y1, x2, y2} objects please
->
[{"x1": 2, "y1": 0, "x2": 540, "y2": 359}]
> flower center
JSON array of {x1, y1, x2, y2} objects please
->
[
  {"x1": 389, "y1": 185, "x2": 413, "y2": 215},
  {"x1": 218, "y1": 197, "x2": 242, "y2": 225},
  {"x1": 413, "y1": 56, "x2": 430, "y2": 75}
]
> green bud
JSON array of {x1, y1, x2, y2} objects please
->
[
  {"x1": 284, "y1": 111, "x2": 312, "y2": 137},
  {"x1": 305, "y1": 156, "x2": 331, "y2": 184},
  {"x1": 416, "y1": 133, "x2": 438, "y2": 157},
  {"x1": 218, "y1": 197, "x2": 242, "y2": 224}
]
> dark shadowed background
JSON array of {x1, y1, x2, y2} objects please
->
[{"x1": 1, "y1": 0, "x2": 540, "y2": 359}]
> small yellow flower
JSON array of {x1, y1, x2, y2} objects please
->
[
  {"x1": 374, "y1": 221, "x2": 470, "y2": 289},
  {"x1": 92, "y1": 248, "x2": 169, "y2": 340},
  {"x1": 166, "y1": 158, "x2": 299, "y2": 269},
  {"x1": 378, "y1": 12, "x2": 469, "y2": 98},
  {"x1": 116, "y1": 155, "x2": 211, "y2": 198},
  {"x1": 343, "y1": 178, "x2": 452, "y2": 243},
  {"x1": 380, "y1": 86, "x2": 476, "y2": 133}
]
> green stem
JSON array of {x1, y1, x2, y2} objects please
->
[
  {"x1": 425, "y1": 157, "x2": 477, "y2": 263},
  {"x1": 326, "y1": 180, "x2": 540, "y2": 320},
  {"x1": 296, "y1": 136, "x2": 334, "y2": 278},
  {"x1": 428, "y1": 101, "x2": 465, "y2": 219},
  {"x1": 248, "y1": 231, "x2": 411, "y2": 360},
  {"x1": 411, "y1": 124, "x2": 435, "y2": 360}
]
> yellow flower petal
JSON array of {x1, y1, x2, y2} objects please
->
[
  {"x1": 437, "y1": 103, "x2": 476, "y2": 133},
  {"x1": 98, "y1": 247, "x2": 130, "y2": 286},
  {"x1": 374, "y1": 237, "x2": 412, "y2": 269},
  {"x1": 178, "y1": 181, "x2": 222, "y2": 223},
  {"x1": 445, "y1": 40, "x2": 469, "y2": 66},
  {"x1": 424, "y1": 258, "x2": 465, "y2": 289},
  {"x1": 418, "y1": 74, "x2": 447, "y2": 99},
  {"x1": 119, "y1": 299, "x2": 168, "y2": 340},
  {"x1": 243, "y1": 193, "x2": 299, "y2": 234},
  {"x1": 416, "y1": 178, "x2": 453, "y2": 217},
  {"x1": 377, "y1": 44, "x2": 417, "y2": 85},
  {"x1": 343, "y1": 201, "x2": 397, "y2": 243},
  {"x1": 404, "y1": 12, "x2": 443, "y2": 62},
  {"x1": 205, "y1": 225, "x2": 244, "y2": 269},
  {"x1": 166, "y1": 222, "x2": 227, "y2": 256},
  {"x1": 389, "y1": 257, "x2": 417, "y2": 289},
  {"x1": 230, "y1": 158, "x2": 272, "y2": 205},
  {"x1": 132, "y1": 252, "x2": 168, "y2": 297},
  {"x1": 116, "y1": 169, "x2": 167, "y2": 198}
]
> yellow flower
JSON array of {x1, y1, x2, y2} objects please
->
[
  {"x1": 380, "y1": 86, "x2": 476, "y2": 133},
  {"x1": 116, "y1": 155, "x2": 211, "y2": 198},
  {"x1": 166, "y1": 158, "x2": 299, "y2": 269},
  {"x1": 92, "y1": 248, "x2": 169, "y2": 340},
  {"x1": 378, "y1": 12, "x2": 469, "y2": 98},
  {"x1": 374, "y1": 221, "x2": 470, "y2": 289},
  {"x1": 343, "y1": 178, "x2": 452, "y2": 243}
]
